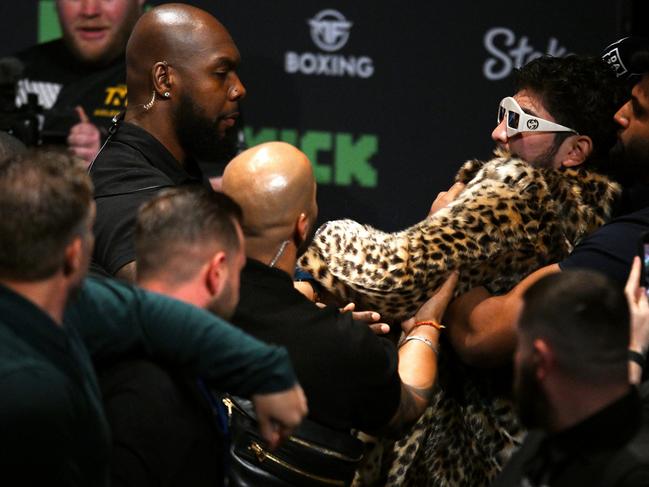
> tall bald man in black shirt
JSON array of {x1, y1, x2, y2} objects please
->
[{"x1": 90, "y1": 4, "x2": 245, "y2": 280}]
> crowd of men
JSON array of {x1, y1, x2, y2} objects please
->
[{"x1": 2, "y1": 1, "x2": 649, "y2": 486}]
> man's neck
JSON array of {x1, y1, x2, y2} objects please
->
[
  {"x1": 124, "y1": 110, "x2": 186, "y2": 163},
  {"x1": 547, "y1": 381, "x2": 631, "y2": 433},
  {"x1": 246, "y1": 238, "x2": 296, "y2": 276},
  {"x1": 138, "y1": 276, "x2": 208, "y2": 309},
  {"x1": 0, "y1": 277, "x2": 69, "y2": 326}
]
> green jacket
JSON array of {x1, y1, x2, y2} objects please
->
[{"x1": 0, "y1": 277, "x2": 296, "y2": 486}]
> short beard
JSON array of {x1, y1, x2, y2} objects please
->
[
  {"x1": 174, "y1": 92, "x2": 223, "y2": 162},
  {"x1": 609, "y1": 136, "x2": 649, "y2": 183},
  {"x1": 514, "y1": 360, "x2": 551, "y2": 430},
  {"x1": 206, "y1": 289, "x2": 237, "y2": 321},
  {"x1": 528, "y1": 133, "x2": 568, "y2": 168}
]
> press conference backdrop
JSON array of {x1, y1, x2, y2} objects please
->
[{"x1": 0, "y1": 1, "x2": 636, "y2": 230}]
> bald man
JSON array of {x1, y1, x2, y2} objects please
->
[
  {"x1": 221, "y1": 142, "x2": 457, "y2": 484},
  {"x1": 89, "y1": 3, "x2": 245, "y2": 281}
]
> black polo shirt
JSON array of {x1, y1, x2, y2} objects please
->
[
  {"x1": 231, "y1": 258, "x2": 401, "y2": 433},
  {"x1": 493, "y1": 389, "x2": 649, "y2": 487},
  {"x1": 90, "y1": 121, "x2": 202, "y2": 275}
]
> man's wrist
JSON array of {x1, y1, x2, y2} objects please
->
[
  {"x1": 629, "y1": 342, "x2": 649, "y2": 355},
  {"x1": 628, "y1": 349, "x2": 646, "y2": 370}
]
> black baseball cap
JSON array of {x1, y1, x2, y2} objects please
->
[{"x1": 601, "y1": 36, "x2": 649, "y2": 79}]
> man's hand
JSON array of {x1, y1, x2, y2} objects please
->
[
  {"x1": 340, "y1": 302, "x2": 390, "y2": 335},
  {"x1": 625, "y1": 257, "x2": 649, "y2": 384},
  {"x1": 294, "y1": 280, "x2": 318, "y2": 301},
  {"x1": 428, "y1": 182, "x2": 465, "y2": 217},
  {"x1": 252, "y1": 384, "x2": 308, "y2": 449},
  {"x1": 67, "y1": 106, "x2": 101, "y2": 167},
  {"x1": 402, "y1": 271, "x2": 459, "y2": 335}
]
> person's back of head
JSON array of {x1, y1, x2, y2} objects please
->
[
  {"x1": 514, "y1": 55, "x2": 626, "y2": 166},
  {"x1": 519, "y1": 269, "x2": 629, "y2": 386},
  {"x1": 135, "y1": 186, "x2": 242, "y2": 283},
  {"x1": 0, "y1": 132, "x2": 26, "y2": 164},
  {"x1": 0, "y1": 150, "x2": 93, "y2": 281},
  {"x1": 135, "y1": 186, "x2": 244, "y2": 316},
  {"x1": 221, "y1": 142, "x2": 317, "y2": 270}
]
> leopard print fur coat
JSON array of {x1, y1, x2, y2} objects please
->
[
  {"x1": 298, "y1": 152, "x2": 620, "y2": 486},
  {"x1": 299, "y1": 152, "x2": 620, "y2": 323}
]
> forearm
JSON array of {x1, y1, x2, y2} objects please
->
[
  {"x1": 446, "y1": 289, "x2": 519, "y2": 367},
  {"x1": 383, "y1": 325, "x2": 439, "y2": 437},
  {"x1": 446, "y1": 264, "x2": 561, "y2": 367},
  {"x1": 75, "y1": 278, "x2": 298, "y2": 396}
]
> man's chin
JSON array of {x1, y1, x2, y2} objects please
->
[{"x1": 67, "y1": 37, "x2": 116, "y2": 65}]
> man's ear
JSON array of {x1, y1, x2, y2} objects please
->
[
  {"x1": 532, "y1": 338, "x2": 554, "y2": 381},
  {"x1": 560, "y1": 135, "x2": 593, "y2": 168},
  {"x1": 63, "y1": 237, "x2": 83, "y2": 277},
  {"x1": 151, "y1": 61, "x2": 172, "y2": 97},
  {"x1": 295, "y1": 212, "x2": 309, "y2": 245},
  {"x1": 205, "y1": 251, "x2": 227, "y2": 298}
]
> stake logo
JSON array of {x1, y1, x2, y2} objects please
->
[
  {"x1": 483, "y1": 27, "x2": 571, "y2": 81},
  {"x1": 308, "y1": 9, "x2": 352, "y2": 52}
]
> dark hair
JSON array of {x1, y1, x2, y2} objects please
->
[
  {"x1": 135, "y1": 186, "x2": 243, "y2": 283},
  {"x1": 0, "y1": 150, "x2": 93, "y2": 280},
  {"x1": 514, "y1": 55, "x2": 626, "y2": 165},
  {"x1": 0, "y1": 132, "x2": 26, "y2": 163},
  {"x1": 520, "y1": 270, "x2": 629, "y2": 384}
]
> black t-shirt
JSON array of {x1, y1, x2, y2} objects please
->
[
  {"x1": 14, "y1": 38, "x2": 126, "y2": 140},
  {"x1": 231, "y1": 258, "x2": 401, "y2": 433},
  {"x1": 559, "y1": 206, "x2": 649, "y2": 285},
  {"x1": 90, "y1": 121, "x2": 202, "y2": 275},
  {"x1": 97, "y1": 359, "x2": 225, "y2": 487}
]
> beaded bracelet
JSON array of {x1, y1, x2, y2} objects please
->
[{"x1": 414, "y1": 320, "x2": 445, "y2": 331}]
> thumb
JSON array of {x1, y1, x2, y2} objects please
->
[
  {"x1": 75, "y1": 105, "x2": 90, "y2": 123},
  {"x1": 257, "y1": 415, "x2": 280, "y2": 448}
]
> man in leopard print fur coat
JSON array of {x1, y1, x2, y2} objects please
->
[{"x1": 299, "y1": 56, "x2": 626, "y2": 485}]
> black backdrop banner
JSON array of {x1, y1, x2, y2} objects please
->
[{"x1": 1, "y1": 1, "x2": 623, "y2": 230}]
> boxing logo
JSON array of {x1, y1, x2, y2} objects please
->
[
  {"x1": 286, "y1": 8, "x2": 374, "y2": 78},
  {"x1": 308, "y1": 9, "x2": 352, "y2": 52}
]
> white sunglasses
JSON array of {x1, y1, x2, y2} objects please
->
[{"x1": 497, "y1": 97, "x2": 577, "y2": 138}]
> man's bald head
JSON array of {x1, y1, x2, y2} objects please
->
[
  {"x1": 126, "y1": 3, "x2": 238, "y2": 103},
  {"x1": 222, "y1": 142, "x2": 317, "y2": 241}
]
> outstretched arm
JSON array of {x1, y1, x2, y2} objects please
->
[
  {"x1": 446, "y1": 263, "x2": 561, "y2": 367},
  {"x1": 70, "y1": 277, "x2": 307, "y2": 445},
  {"x1": 381, "y1": 272, "x2": 458, "y2": 438}
]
